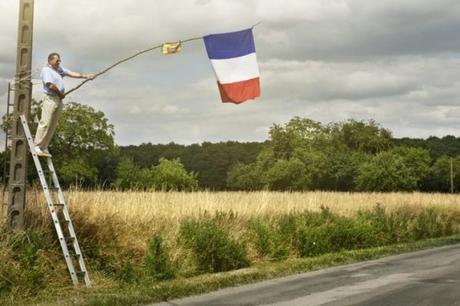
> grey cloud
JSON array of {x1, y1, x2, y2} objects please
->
[
  {"x1": 258, "y1": 0, "x2": 460, "y2": 60},
  {"x1": 2, "y1": 0, "x2": 460, "y2": 145}
]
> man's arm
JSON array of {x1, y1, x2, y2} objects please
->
[{"x1": 65, "y1": 71, "x2": 96, "y2": 80}]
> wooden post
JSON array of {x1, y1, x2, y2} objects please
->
[{"x1": 6, "y1": 0, "x2": 34, "y2": 230}]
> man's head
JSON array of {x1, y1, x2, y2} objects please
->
[{"x1": 47, "y1": 52, "x2": 61, "y2": 69}]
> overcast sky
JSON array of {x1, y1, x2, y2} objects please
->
[{"x1": 1, "y1": 0, "x2": 460, "y2": 145}]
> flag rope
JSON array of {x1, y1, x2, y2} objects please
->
[{"x1": 64, "y1": 22, "x2": 261, "y2": 98}]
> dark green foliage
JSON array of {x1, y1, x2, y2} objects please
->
[
  {"x1": 113, "y1": 157, "x2": 141, "y2": 190},
  {"x1": 120, "y1": 141, "x2": 265, "y2": 190},
  {"x1": 355, "y1": 146, "x2": 431, "y2": 191},
  {"x1": 4, "y1": 103, "x2": 460, "y2": 193},
  {"x1": 0, "y1": 231, "x2": 48, "y2": 297},
  {"x1": 258, "y1": 206, "x2": 459, "y2": 259},
  {"x1": 114, "y1": 157, "x2": 197, "y2": 190},
  {"x1": 227, "y1": 117, "x2": 394, "y2": 191},
  {"x1": 393, "y1": 135, "x2": 460, "y2": 161},
  {"x1": 115, "y1": 262, "x2": 138, "y2": 284},
  {"x1": 426, "y1": 155, "x2": 460, "y2": 192},
  {"x1": 49, "y1": 102, "x2": 117, "y2": 186},
  {"x1": 144, "y1": 235, "x2": 175, "y2": 280},
  {"x1": 358, "y1": 205, "x2": 457, "y2": 243},
  {"x1": 330, "y1": 119, "x2": 393, "y2": 154},
  {"x1": 296, "y1": 218, "x2": 375, "y2": 257},
  {"x1": 179, "y1": 219, "x2": 249, "y2": 273},
  {"x1": 276, "y1": 208, "x2": 375, "y2": 257},
  {"x1": 247, "y1": 219, "x2": 289, "y2": 260},
  {"x1": 226, "y1": 163, "x2": 264, "y2": 190}
]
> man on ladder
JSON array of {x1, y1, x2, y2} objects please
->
[
  {"x1": 35, "y1": 52, "x2": 95, "y2": 157},
  {"x1": 16, "y1": 52, "x2": 96, "y2": 287}
]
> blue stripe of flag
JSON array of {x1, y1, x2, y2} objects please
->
[{"x1": 204, "y1": 28, "x2": 255, "y2": 60}]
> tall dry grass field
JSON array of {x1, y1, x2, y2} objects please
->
[
  {"x1": 55, "y1": 190, "x2": 460, "y2": 218},
  {"x1": 1, "y1": 189, "x2": 460, "y2": 303},
  {"x1": 8, "y1": 189, "x2": 459, "y2": 251}
]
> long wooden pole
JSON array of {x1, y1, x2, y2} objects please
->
[{"x1": 6, "y1": 0, "x2": 34, "y2": 230}]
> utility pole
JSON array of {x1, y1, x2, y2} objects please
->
[
  {"x1": 450, "y1": 157, "x2": 454, "y2": 194},
  {"x1": 6, "y1": 0, "x2": 34, "y2": 230}
]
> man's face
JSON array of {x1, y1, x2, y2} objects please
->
[{"x1": 48, "y1": 55, "x2": 61, "y2": 69}]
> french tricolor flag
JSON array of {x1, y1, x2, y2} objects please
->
[{"x1": 204, "y1": 28, "x2": 260, "y2": 104}]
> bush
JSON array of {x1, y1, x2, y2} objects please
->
[
  {"x1": 0, "y1": 231, "x2": 50, "y2": 297},
  {"x1": 359, "y1": 205, "x2": 458, "y2": 244},
  {"x1": 356, "y1": 147, "x2": 431, "y2": 192},
  {"x1": 295, "y1": 217, "x2": 376, "y2": 257},
  {"x1": 114, "y1": 158, "x2": 197, "y2": 191},
  {"x1": 116, "y1": 262, "x2": 138, "y2": 284},
  {"x1": 179, "y1": 219, "x2": 249, "y2": 273},
  {"x1": 277, "y1": 207, "x2": 335, "y2": 253},
  {"x1": 144, "y1": 234, "x2": 175, "y2": 280},
  {"x1": 247, "y1": 219, "x2": 288, "y2": 260}
]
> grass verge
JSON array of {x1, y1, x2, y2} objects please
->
[{"x1": 11, "y1": 234, "x2": 460, "y2": 306}]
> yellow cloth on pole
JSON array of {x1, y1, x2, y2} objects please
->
[{"x1": 161, "y1": 41, "x2": 182, "y2": 55}]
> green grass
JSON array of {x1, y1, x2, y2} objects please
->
[
  {"x1": 1, "y1": 205, "x2": 460, "y2": 306},
  {"x1": 12, "y1": 234, "x2": 460, "y2": 306}
]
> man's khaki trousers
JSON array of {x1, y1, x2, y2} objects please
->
[{"x1": 34, "y1": 94, "x2": 63, "y2": 149}]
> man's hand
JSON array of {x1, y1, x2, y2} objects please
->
[
  {"x1": 47, "y1": 83, "x2": 65, "y2": 99},
  {"x1": 83, "y1": 73, "x2": 96, "y2": 80}
]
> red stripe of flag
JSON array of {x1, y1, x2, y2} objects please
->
[{"x1": 217, "y1": 77, "x2": 260, "y2": 104}]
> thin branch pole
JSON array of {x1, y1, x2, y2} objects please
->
[{"x1": 63, "y1": 22, "x2": 261, "y2": 98}]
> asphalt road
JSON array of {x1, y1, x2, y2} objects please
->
[{"x1": 155, "y1": 243, "x2": 460, "y2": 306}]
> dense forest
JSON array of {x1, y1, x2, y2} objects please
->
[
  {"x1": 118, "y1": 119, "x2": 460, "y2": 192},
  {"x1": 2, "y1": 101, "x2": 460, "y2": 192}
]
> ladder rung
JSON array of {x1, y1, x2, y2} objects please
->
[
  {"x1": 48, "y1": 187, "x2": 60, "y2": 192},
  {"x1": 53, "y1": 203, "x2": 65, "y2": 207},
  {"x1": 76, "y1": 271, "x2": 87, "y2": 276},
  {"x1": 67, "y1": 242, "x2": 75, "y2": 248},
  {"x1": 7, "y1": 136, "x2": 25, "y2": 140}
]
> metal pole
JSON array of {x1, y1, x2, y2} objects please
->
[
  {"x1": 6, "y1": 0, "x2": 34, "y2": 230},
  {"x1": 450, "y1": 157, "x2": 454, "y2": 194},
  {"x1": 3, "y1": 83, "x2": 11, "y2": 186},
  {"x1": 2, "y1": 83, "x2": 12, "y2": 187}
]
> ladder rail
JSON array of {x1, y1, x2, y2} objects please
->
[
  {"x1": 19, "y1": 114, "x2": 82, "y2": 286},
  {"x1": 46, "y1": 158, "x2": 91, "y2": 287}
]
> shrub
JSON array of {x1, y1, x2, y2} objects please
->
[
  {"x1": 144, "y1": 234, "x2": 175, "y2": 280},
  {"x1": 277, "y1": 207, "x2": 335, "y2": 253},
  {"x1": 359, "y1": 205, "x2": 458, "y2": 244},
  {"x1": 0, "y1": 231, "x2": 49, "y2": 297},
  {"x1": 116, "y1": 262, "x2": 138, "y2": 284},
  {"x1": 179, "y1": 219, "x2": 249, "y2": 273},
  {"x1": 296, "y1": 217, "x2": 375, "y2": 257},
  {"x1": 410, "y1": 208, "x2": 456, "y2": 240},
  {"x1": 247, "y1": 219, "x2": 288, "y2": 261}
]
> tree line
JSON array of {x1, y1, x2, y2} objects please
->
[{"x1": 2, "y1": 101, "x2": 460, "y2": 192}]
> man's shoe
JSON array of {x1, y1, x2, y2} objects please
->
[
  {"x1": 42, "y1": 148, "x2": 52, "y2": 157},
  {"x1": 35, "y1": 146, "x2": 51, "y2": 158}
]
